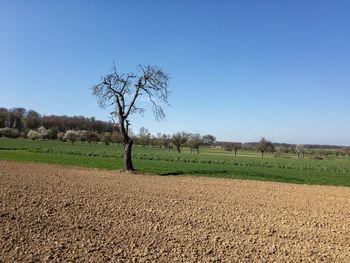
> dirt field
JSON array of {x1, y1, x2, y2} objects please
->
[{"x1": 0, "y1": 161, "x2": 349, "y2": 262}]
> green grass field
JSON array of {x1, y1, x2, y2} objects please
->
[{"x1": 0, "y1": 138, "x2": 349, "y2": 186}]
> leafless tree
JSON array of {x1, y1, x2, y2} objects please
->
[
  {"x1": 342, "y1": 147, "x2": 350, "y2": 160},
  {"x1": 257, "y1": 137, "x2": 275, "y2": 157},
  {"x1": 232, "y1": 143, "x2": 242, "y2": 156},
  {"x1": 223, "y1": 142, "x2": 242, "y2": 156},
  {"x1": 187, "y1": 133, "x2": 203, "y2": 154},
  {"x1": 161, "y1": 134, "x2": 172, "y2": 151},
  {"x1": 137, "y1": 127, "x2": 151, "y2": 147},
  {"x1": 92, "y1": 64, "x2": 170, "y2": 171},
  {"x1": 295, "y1": 144, "x2": 305, "y2": 159},
  {"x1": 171, "y1": 132, "x2": 189, "y2": 153}
]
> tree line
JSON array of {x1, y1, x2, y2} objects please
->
[
  {"x1": 1, "y1": 107, "x2": 350, "y2": 160},
  {"x1": 135, "y1": 128, "x2": 216, "y2": 153},
  {"x1": 0, "y1": 107, "x2": 115, "y2": 136},
  {"x1": 0, "y1": 107, "x2": 217, "y2": 152},
  {"x1": 215, "y1": 138, "x2": 350, "y2": 160}
]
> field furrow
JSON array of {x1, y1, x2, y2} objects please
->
[{"x1": 1, "y1": 161, "x2": 349, "y2": 262}]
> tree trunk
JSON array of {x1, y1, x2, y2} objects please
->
[
  {"x1": 196, "y1": 147, "x2": 199, "y2": 154},
  {"x1": 177, "y1": 145, "x2": 181, "y2": 153},
  {"x1": 123, "y1": 140, "x2": 134, "y2": 171},
  {"x1": 261, "y1": 151, "x2": 264, "y2": 158}
]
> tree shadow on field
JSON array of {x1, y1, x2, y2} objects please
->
[
  {"x1": 159, "y1": 171, "x2": 185, "y2": 176},
  {"x1": 159, "y1": 169, "x2": 306, "y2": 184},
  {"x1": 159, "y1": 169, "x2": 229, "y2": 176}
]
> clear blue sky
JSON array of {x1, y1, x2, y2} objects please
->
[{"x1": 1, "y1": 0, "x2": 350, "y2": 145}]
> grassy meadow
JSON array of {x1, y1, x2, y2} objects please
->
[{"x1": 0, "y1": 138, "x2": 349, "y2": 187}]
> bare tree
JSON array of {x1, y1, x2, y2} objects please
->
[
  {"x1": 171, "y1": 132, "x2": 189, "y2": 153},
  {"x1": 232, "y1": 143, "x2": 242, "y2": 156},
  {"x1": 295, "y1": 144, "x2": 304, "y2": 159},
  {"x1": 342, "y1": 147, "x2": 350, "y2": 160},
  {"x1": 92, "y1": 64, "x2": 170, "y2": 171},
  {"x1": 187, "y1": 133, "x2": 203, "y2": 154},
  {"x1": 161, "y1": 134, "x2": 172, "y2": 151},
  {"x1": 137, "y1": 127, "x2": 151, "y2": 147},
  {"x1": 223, "y1": 142, "x2": 242, "y2": 156},
  {"x1": 257, "y1": 137, "x2": 274, "y2": 157}
]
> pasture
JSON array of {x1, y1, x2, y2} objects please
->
[{"x1": 0, "y1": 138, "x2": 349, "y2": 186}]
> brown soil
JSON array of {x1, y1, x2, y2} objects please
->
[{"x1": 0, "y1": 160, "x2": 349, "y2": 262}]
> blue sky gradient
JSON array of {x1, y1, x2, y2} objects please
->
[{"x1": 1, "y1": 0, "x2": 350, "y2": 144}]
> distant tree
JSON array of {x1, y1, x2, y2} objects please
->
[
  {"x1": 37, "y1": 126, "x2": 49, "y2": 139},
  {"x1": 86, "y1": 131, "x2": 100, "y2": 144},
  {"x1": 26, "y1": 127, "x2": 49, "y2": 140},
  {"x1": 290, "y1": 146, "x2": 297, "y2": 155},
  {"x1": 27, "y1": 110, "x2": 42, "y2": 129},
  {"x1": 27, "y1": 129, "x2": 39, "y2": 140},
  {"x1": 10, "y1": 108, "x2": 26, "y2": 130},
  {"x1": 223, "y1": 142, "x2": 242, "y2": 156},
  {"x1": 7, "y1": 111, "x2": 14, "y2": 129},
  {"x1": 274, "y1": 147, "x2": 282, "y2": 158},
  {"x1": 64, "y1": 130, "x2": 79, "y2": 144},
  {"x1": 0, "y1": 108, "x2": 8, "y2": 128},
  {"x1": 303, "y1": 148, "x2": 310, "y2": 157},
  {"x1": 202, "y1": 134, "x2": 216, "y2": 147},
  {"x1": 232, "y1": 143, "x2": 242, "y2": 156},
  {"x1": 161, "y1": 134, "x2": 172, "y2": 151},
  {"x1": 79, "y1": 130, "x2": 88, "y2": 143},
  {"x1": 151, "y1": 133, "x2": 163, "y2": 148},
  {"x1": 0, "y1": 128, "x2": 20, "y2": 138},
  {"x1": 187, "y1": 134, "x2": 203, "y2": 154},
  {"x1": 101, "y1": 132, "x2": 113, "y2": 145},
  {"x1": 57, "y1": 132, "x2": 65, "y2": 141},
  {"x1": 280, "y1": 146, "x2": 290, "y2": 155},
  {"x1": 92, "y1": 63, "x2": 170, "y2": 171},
  {"x1": 138, "y1": 127, "x2": 151, "y2": 147},
  {"x1": 242, "y1": 143, "x2": 255, "y2": 151},
  {"x1": 257, "y1": 137, "x2": 275, "y2": 157},
  {"x1": 295, "y1": 144, "x2": 305, "y2": 159},
  {"x1": 342, "y1": 147, "x2": 350, "y2": 160},
  {"x1": 171, "y1": 132, "x2": 189, "y2": 153},
  {"x1": 47, "y1": 127, "x2": 59, "y2": 140}
]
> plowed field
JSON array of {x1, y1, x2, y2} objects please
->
[{"x1": 1, "y1": 161, "x2": 349, "y2": 262}]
